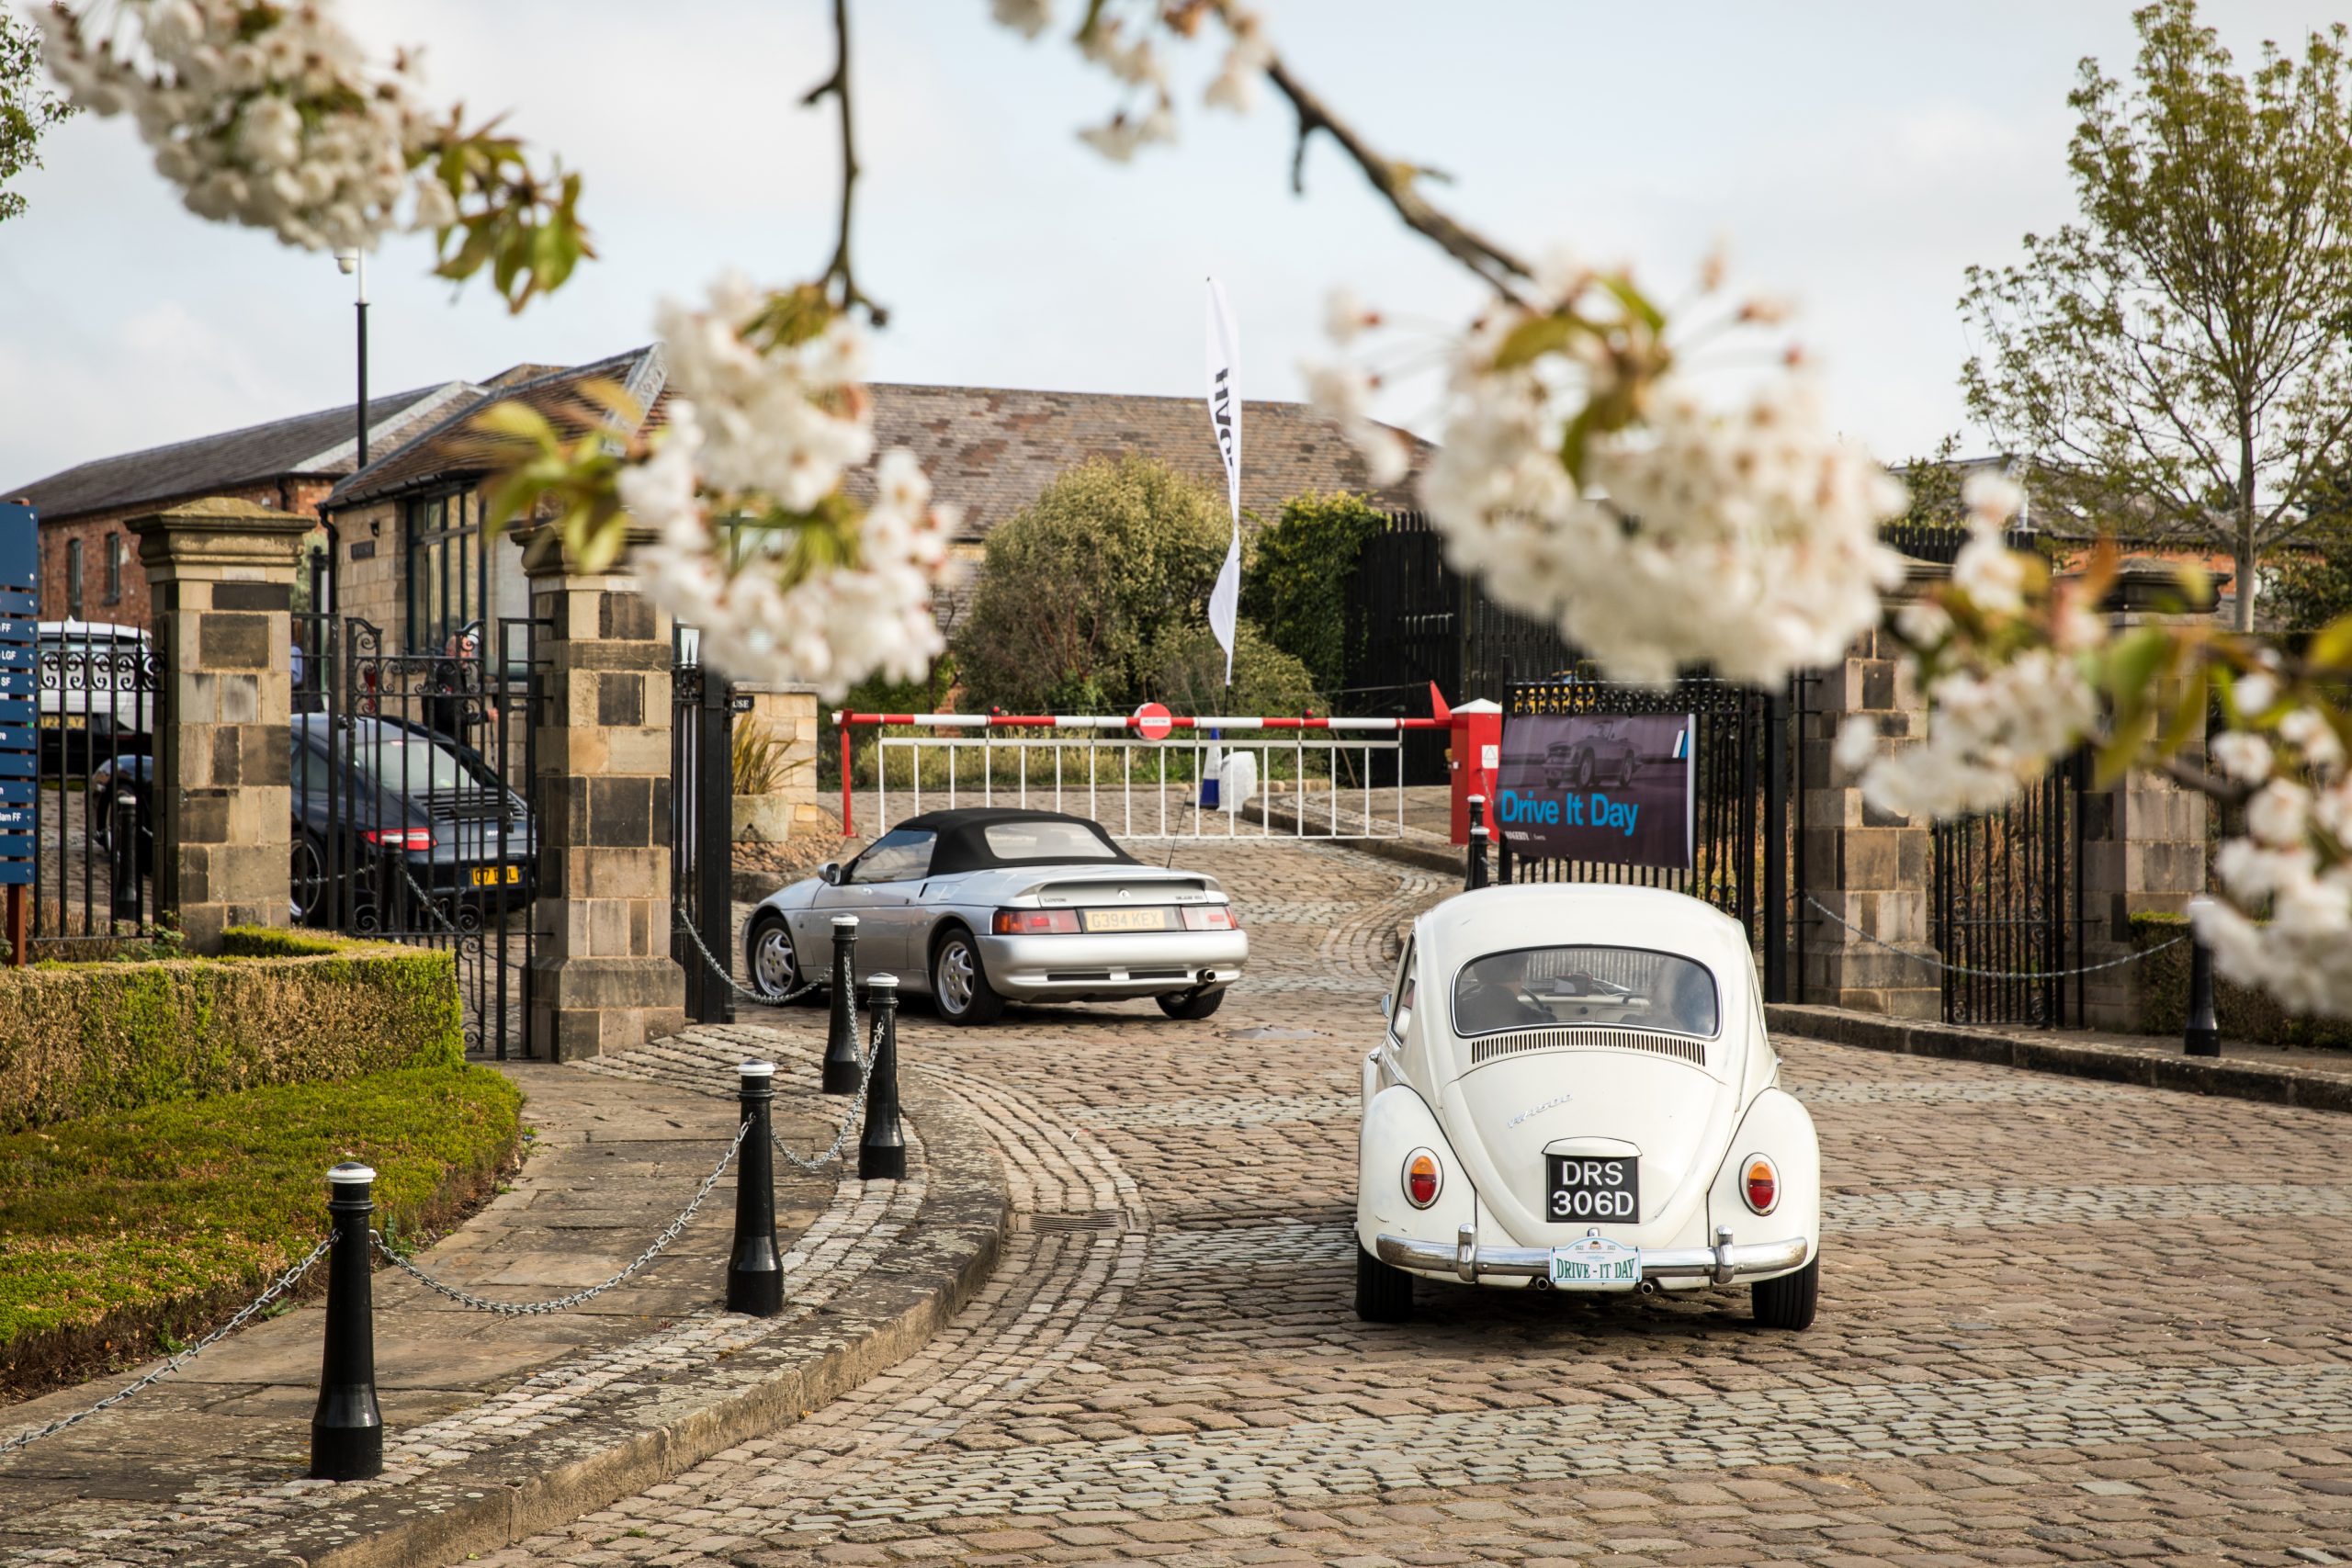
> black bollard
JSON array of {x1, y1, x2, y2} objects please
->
[
  {"x1": 821, "y1": 915, "x2": 862, "y2": 1095},
  {"x1": 1465, "y1": 795, "x2": 1490, "y2": 891},
  {"x1": 309, "y1": 1163, "x2": 383, "y2": 1482},
  {"x1": 109, "y1": 790, "x2": 140, "y2": 922},
  {"x1": 2184, "y1": 900, "x2": 2221, "y2": 1057},
  {"x1": 726, "y1": 1061, "x2": 784, "y2": 1315},
  {"x1": 857, "y1": 974, "x2": 905, "y2": 1180}
]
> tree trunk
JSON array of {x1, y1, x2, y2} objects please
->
[{"x1": 2235, "y1": 429, "x2": 2258, "y2": 634}]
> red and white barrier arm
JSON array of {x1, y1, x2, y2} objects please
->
[{"x1": 832, "y1": 713, "x2": 1447, "y2": 731}]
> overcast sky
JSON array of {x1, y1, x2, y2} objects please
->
[{"x1": 2, "y1": 1, "x2": 2343, "y2": 490}]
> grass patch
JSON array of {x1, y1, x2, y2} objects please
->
[{"x1": 0, "y1": 1063, "x2": 523, "y2": 1399}]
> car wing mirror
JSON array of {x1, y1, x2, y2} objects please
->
[
  {"x1": 1380, "y1": 994, "x2": 1393, "y2": 1020},
  {"x1": 819, "y1": 861, "x2": 842, "y2": 886}
]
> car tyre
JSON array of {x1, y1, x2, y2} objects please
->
[
  {"x1": 1574, "y1": 751, "x2": 1596, "y2": 789},
  {"x1": 1750, "y1": 1254, "x2": 1819, "y2": 1331},
  {"x1": 1156, "y1": 987, "x2": 1226, "y2": 1021},
  {"x1": 1617, "y1": 755, "x2": 1639, "y2": 788},
  {"x1": 746, "y1": 911, "x2": 820, "y2": 1006},
  {"x1": 289, "y1": 829, "x2": 327, "y2": 926},
  {"x1": 932, "y1": 926, "x2": 1004, "y2": 1026},
  {"x1": 1355, "y1": 1244, "x2": 1413, "y2": 1323}
]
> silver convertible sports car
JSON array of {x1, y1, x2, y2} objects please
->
[{"x1": 741, "y1": 807, "x2": 1248, "y2": 1025}]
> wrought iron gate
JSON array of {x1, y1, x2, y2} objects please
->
[
  {"x1": 33, "y1": 622, "x2": 164, "y2": 950},
  {"x1": 295, "y1": 612, "x2": 540, "y2": 1057},
  {"x1": 1340, "y1": 512, "x2": 1577, "y2": 784},
  {"x1": 672, "y1": 630, "x2": 741, "y2": 1024},
  {"x1": 1496, "y1": 672, "x2": 1793, "y2": 1002},
  {"x1": 1930, "y1": 751, "x2": 2086, "y2": 1027}
]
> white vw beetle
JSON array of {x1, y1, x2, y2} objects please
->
[{"x1": 1355, "y1": 883, "x2": 1820, "y2": 1328}]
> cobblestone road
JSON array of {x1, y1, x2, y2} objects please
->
[{"x1": 481, "y1": 840, "x2": 2352, "y2": 1567}]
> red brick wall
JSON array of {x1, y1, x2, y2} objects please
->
[{"x1": 33, "y1": 479, "x2": 334, "y2": 627}]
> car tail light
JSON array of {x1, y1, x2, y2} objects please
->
[
  {"x1": 1741, "y1": 1154, "x2": 1779, "y2": 1215},
  {"x1": 1181, "y1": 904, "x2": 1238, "y2": 931},
  {"x1": 993, "y1": 908, "x2": 1080, "y2": 935},
  {"x1": 362, "y1": 828, "x2": 433, "y2": 851},
  {"x1": 1403, "y1": 1148, "x2": 1442, "y2": 1209}
]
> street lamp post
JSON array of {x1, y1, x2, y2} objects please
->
[{"x1": 335, "y1": 249, "x2": 368, "y2": 466}]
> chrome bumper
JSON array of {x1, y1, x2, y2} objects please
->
[{"x1": 1377, "y1": 1224, "x2": 1808, "y2": 1286}]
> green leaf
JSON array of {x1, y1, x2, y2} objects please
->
[
  {"x1": 2309, "y1": 612, "x2": 2352, "y2": 675},
  {"x1": 1595, "y1": 273, "x2": 1666, "y2": 333},
  {"x1": 1490, "y1": 312, "x2": 1580, "y2": 372}
]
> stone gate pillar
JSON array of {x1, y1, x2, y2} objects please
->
[
  {"x1": 1797, "y1": 562, "x2": 1943, "y2": 1019},
  {"x1": 2077, "y1": 558, "x2": 2215, "y2": 1029},
  {"x1": 128, "y1": 498, "x2": 313, "y2": 953},
  {"x1": 523, "y1": 526, "x2": 684, "y2": 1060}
]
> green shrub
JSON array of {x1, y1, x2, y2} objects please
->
[
  {"x1": 1146, "y1": 621, "x2": 1321, "y2": 718},
  {"x1": 2130, "y1": 911, "x2": 2352, "y2": 1048},
  {"x1": 954, "y1": 456, "x2": 1242, "y2": 715},
  {"x1": 0, "y1": 931, "x2": 463, "y2": 1133},
  {"x1": 0, "y1": 1063, "x2": 522, "y2": 1391},
  {"x1": 1240, "y1": 491, "x2": 1387, "y2": 694}
]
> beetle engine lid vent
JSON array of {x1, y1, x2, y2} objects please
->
[{"x1": 1468, "y1": 1026, "x2": 1707, "y2": 1069}]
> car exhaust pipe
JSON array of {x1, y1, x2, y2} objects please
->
[{"x1": 1636, "y1": 1279, "x2": 1660, "y2": 1295}]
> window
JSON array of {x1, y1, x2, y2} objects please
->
[
  {"x1": 406, "y1": 491, "x2": 481, "y2": 655},
  {"x1": 65, "y1": 537, "x2": 82, "y2": 620},
  {"x1": 849, "y1": 829, "x2": 937, "y2": 884},
  {"x1": 979, "y1": 820, "x2": 1120, "y2": 862},
  {"x1": 1452, "y1": 945, "x2": 1719, "y2": 1039},
  {"x1": 103, "y1": 534, "x2": 122, "y2": 604},
  {"x1": 1386, "y1": 940, "x2": 1417, "y2": 1043}
]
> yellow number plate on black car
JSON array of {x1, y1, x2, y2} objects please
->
[
  {"x1": 1080, "y1": 908, "x2": 1174, "y2": 933},
  {"x1": 469, "y1": 865, "x2": 521, "y2": 886}
]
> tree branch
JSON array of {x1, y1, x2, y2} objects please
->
[
  {"x1": 802, "y1": 0, "x2": 886, "y2": 325},
  {"x1": 1254, "y1": 50, "x2": 1537, "y2": 304}
]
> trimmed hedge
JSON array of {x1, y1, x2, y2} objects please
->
[
  {"x1": 0, "y1": 930, "x2": 463, "y2": 1133},
  {"x1": 0, "y1": 1063, "x2": 522, "y2": 1393},
  {"x1": 2131, "y1": 912, "x2": 2352, "y2": 1049}
]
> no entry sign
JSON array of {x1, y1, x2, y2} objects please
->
[{"x1": 1132, "y1": 702, "x2": 1174, "y2": 742}]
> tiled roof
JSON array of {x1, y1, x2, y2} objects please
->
[
  {"x1": 7, "y1": 382, "x2": 478, "y2": 523},
  {"x1": 850, "y1": 383, "x2": 1430, "y2": 539},
  {"x1": 323, "y1": 367, "x2": 1431, "y2": 541},
  {"x1": 325, "y1": 346, "x2": 666, "y2": 509}
]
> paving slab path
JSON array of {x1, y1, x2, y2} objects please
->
[
  {"x1": 0, "y1": 1043, "x2": 875, "y2": 1564},
  {"x1": 493, "y1": 838, "x2": 2352, "y2": 1567}
]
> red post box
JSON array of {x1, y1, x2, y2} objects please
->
[{"x1": 1447, "y1": 698, "x2": 1503, "y2": 846}]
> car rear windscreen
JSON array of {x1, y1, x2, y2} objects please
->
[
  {"x1": 1453, "y1": 945, "x2": 1718, "y2": 1038},
  {"x1": 982, "y1": 821, "x2": 1120, "y2": 861}
]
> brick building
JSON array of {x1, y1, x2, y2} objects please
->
[
  {"x1": 321, "y1": 345, "x2": 1433, "y2": 655},
  {"x1": 6, "y1": 382, "x2": 479, "y2": 626}
]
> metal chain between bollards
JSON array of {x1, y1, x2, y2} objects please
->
[
  {"x1": 772, "y1": 1009, "x2": 883, "y2": 1172},
  {"x1": 674, "y1": 909, "x2": 821, "y2": 1007},
  {"x1": 1803, "y1": 896, "x2": 2190, "y2": 981},
  {"x1": 0, "y1": 1234, "x2": 334, "y2": 1457},
  {"x1": 372, "y1": 1118, "x2": 752, "y2": 1315}
]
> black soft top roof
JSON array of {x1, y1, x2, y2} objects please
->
[{"x1": 888, "y1": 808, "x2": 1137, "y2": 876}]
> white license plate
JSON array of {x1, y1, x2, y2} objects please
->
[
  {"x1": 1548, "y1": 1235, "x2": 1641, "y2": 1291},
  {"x1": 1081, "y1": 907, "x2": 1172, "y2": 933}
]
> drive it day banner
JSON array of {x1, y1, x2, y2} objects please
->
[{"x1": 1493, "y1": 714, "x2": 1695, "y2": 870}]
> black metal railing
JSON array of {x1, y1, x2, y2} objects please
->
[
  {"x1": 671, "y1": 628, "x2": 740, "y2": 1025},
  {"x1": 32, "y1": 623, "x2": 164, "y2": 952},
  {"x1": 1930, "y1": 749, "x2": 2087, "y2": 1027}
]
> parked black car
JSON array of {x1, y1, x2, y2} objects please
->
[
  {"x1": 93, "y1": 716, "x2": 536, "y2": 929},
  {"x1": 290, "y1": 715, "x2": 536, "y2": 929}
]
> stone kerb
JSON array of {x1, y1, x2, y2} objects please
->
[
  {"x1": 521, "y1": 525, "x2": 685, "y2": 1060},
  {"x1": 126, "y1": 497, "x2": 314, "y2": 953},
  {"x1": 1798, "y1": 559, "x2": 1943, "y2": 1020}
]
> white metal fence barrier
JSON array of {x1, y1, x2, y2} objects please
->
[{"x1": 836, "y1": 712, "x2": 1444, "y2": 841}]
